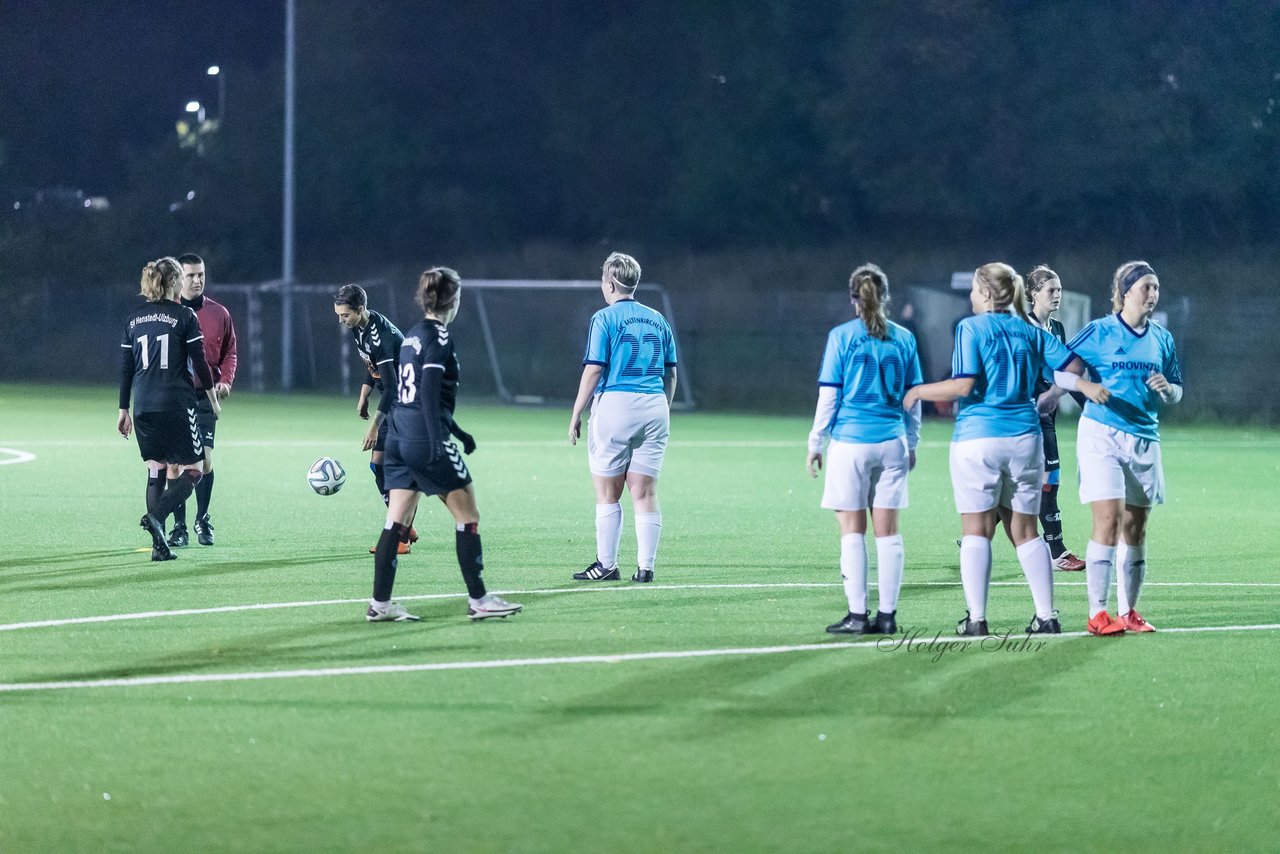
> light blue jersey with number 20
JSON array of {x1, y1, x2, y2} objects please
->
[
  {"x1": 583, "y1": 299, "x2": 677, "y2": 395},
  {"x1": 818, "y1": 319, "x2": 923, "y2": 444}
]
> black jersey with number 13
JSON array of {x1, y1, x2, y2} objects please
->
[{"x1": 390, "y1": 318, "x2": 460, "y2": 441}]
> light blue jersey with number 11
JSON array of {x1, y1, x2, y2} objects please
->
[{"x1": 583, "y1": 298, "x2": 677, "y2": 395}]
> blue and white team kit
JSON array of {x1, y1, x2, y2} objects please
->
[
  {"x1": 583, "y1": 299, "x2": 677, "y2": 478},
  {"x1": 948, "y1": 311, "x2": 1075, "y2": 514},
  {"x1": 815, "y1": 318, "x2": 923, "y2": 511},
  {"x1": 1068, "y1": 313, "x2": 1183, "y2": 506}
]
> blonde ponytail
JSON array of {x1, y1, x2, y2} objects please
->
[
  {"x1": 140, "y1": 257, "x2": 182, "y2": 302},
  {"x1": 849, "y1": 263, "x2": 890, "y2": 340}
]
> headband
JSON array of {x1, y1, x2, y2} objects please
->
[{"x1": 1121, "y1": 264, "x2": 1156, "y2": 294}]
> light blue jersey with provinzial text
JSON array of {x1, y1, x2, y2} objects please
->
[
  {"x1": 952, "y1": 312, "x2": 1075, "y2": 441},
  {"x1": 818, "y1": 319, "x2": 923, "y2": 444},
  {"x1": 1068, "y1": 313, "x2": 1182, "y2": 441},
  {"x1": 583, "y1": 299, "x2": 677, "y2": 395}
]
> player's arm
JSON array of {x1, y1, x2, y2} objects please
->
[
  {"x1": 215, "y1": 314, "x2": 238, "y2": 399},
  {"x1": 1051, "y1": 357, "x2": 1109, "y2": 405},
  {"x1": 187, "y1": 335, "x2": 221, "y2": 419},
  {"x1": 357, "y1": 374, "x2": 374, "y2": 419},
  {"x1": 569, "y1": 363, "x2": 604, "y2": 445},
  {"x1": 904, "y1": 376, "x2": 975, "y2": 408},
  {"x1": 118, "y1": 339, "x2": 134, "y2": 437},
  {"x1": 663, "y1": 364, "x2": 678, "y2": 406},
  {"x1": 1148, "y1": 340, "x2": 1184, "y2": 404},
  {"x1": 806, "y1": 384, "x2": 838, "y2": 478}
]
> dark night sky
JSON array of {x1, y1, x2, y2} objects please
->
[{"x1": 1, "y1": 0, "x2": 281, "y2": 193}]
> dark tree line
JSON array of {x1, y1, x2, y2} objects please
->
[{"x1": 2, "y1": 0, "x2": 1278, "y2": 285}]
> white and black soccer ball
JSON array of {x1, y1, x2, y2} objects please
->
[{"x1": 307, "y1": 457, "x2": 346, "y2": 496}]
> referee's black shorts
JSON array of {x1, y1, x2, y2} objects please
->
[
  {"x1": 135, "y1": 407, "x2": 205, "y2": 466},
  {"x1": 383, "y1": 435, "x2": 471, "y2": 497}
]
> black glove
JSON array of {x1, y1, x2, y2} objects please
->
[{"x1": 450, "y1": 421, "x2": 476, "y2": 455}]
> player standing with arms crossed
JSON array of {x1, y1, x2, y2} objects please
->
[
  {"x1": 904, "y1": 263, "x2": 1109, "y2": 635},
  {"x1": 165, "y1": 253, "x2": 236, "y2": 548},
  {"x1": 569, "y1": 253, "x2": 678, "y2": 583},
  {"x1": 1066, "y1": 261, "x2": 1183, "y2": 636},
  {"x1": 806, "y1": 264, "x2": 923, "y2": 635},
  {"x1": 366, "y1": 268, "x2": 519, "y2": 622},
  {"x1": 118, "y1": 257, "x2": 221, "y2": 561}
]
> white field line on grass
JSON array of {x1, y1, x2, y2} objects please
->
[
  {"x1": 4, "y1": 580, "x2": 1280, "y2": 634},
  {"x1": 3, "y1": 623, "x2": 1280, "y2": 694},
  {"x1": 0, "y1": 447, "x2": 36, "y2": 465}
]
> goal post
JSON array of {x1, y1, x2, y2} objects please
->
[{"x1": 463, "y1": 280, "x2": 695, "y2": 409}]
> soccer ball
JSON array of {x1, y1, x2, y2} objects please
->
[{"x1": 307, "y1": 457, "x2": 346, "y2": 495}]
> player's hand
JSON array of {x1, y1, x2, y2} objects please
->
[
  {"x1": 454, "y1": 429, "x2": 476, "y2": 455},
  {"x1": 1036, "y1": 391, "x2": 1059, "y2": 416},
  {"x1": 902, "y1": 387, "x2": 920, "y2": 410},
  {"x1": 357, "y1": 399, "x2": 370, "y2": 420},
  {"x1": 1080, "y1": 379, "x2": 1111, "y2": 405},
  {"x1": 1146, "y1": 371, "x2": 1171, "y2": 395},
  {"x1": 806, "y1": 451, "x2": 822, "y2": 478},
  {"x1": 362, "y1": 422, "x2": 379, "y2": 451},
  {"x1": 215, "y1": 383, "x2": 231, "y2": 400},
  {"x1": 569, "y1": 415, "x2": 582, "y2": 446},
  {"x1": 908, "y1": 449, "x2": 917, "y2": 471},
  {"x1": 209, "y1": 395, "x2": 222, "y2": 420},
  {"x1": 117, "y1": 409, "x2": 132, "y2": 439}
]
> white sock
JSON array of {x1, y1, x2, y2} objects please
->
[
  {"x1": 1085, "y1": 540, "x2": 1116, "y2": 618},
  {"x1": 595, "y1": 503, "x2": 623, "y2": 569},
  {"x1": 874, "y1": 534, "x2": 904, "y2": 614},
  {"x1": 1015, "y1": 537, "x2": 1055, "y2": 620},
  {"x1": 959, "y1": 535, "x2": 992, "y2": 620},
  {"x1": 370, "y1": 598, "x2": 389, "y2": 609},
  {"x1": 1115, "y1": 541, "x2": 1147, "y2": 615},
  {"x1": 634, "y1": 512, "x2": 662, "y2": 572},
  {"x1": 840, "y1": 533, "x2": 868, "y2": 614}
]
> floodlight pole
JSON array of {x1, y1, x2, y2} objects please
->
[{"x1": 281, "y1": 0, "x2": 296, "y2": 390}]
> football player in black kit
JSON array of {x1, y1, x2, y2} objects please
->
[
  {"x1": 333, "y1": 284, "x2": 417, "y2": 554},
  {"x1": 117, "y1": 257, "x2": 222, "y2": 561},
  {"x1": 365, "y1": 267, "x2": 520, "y2": 622}
]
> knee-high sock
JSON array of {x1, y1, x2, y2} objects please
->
[
  {"x1": 456, "y1": 523, "x2": 487, "y2": 600},
  {"x1": 959, "y1": 535, "x2": 992, "y2": 620},
  {"x1": 1115, "y1": 541, "x2": 1147, "y2": 615},
  {"x1": 595, "y1": 503, "x2": 623, "y2": 569},
  {"x1": 840, "y1": 533, "x2": 868, "y2": 614},
  {"x1": 170, "y1": 489, "x2": 187, "y2": 527},
  {"x1": 155, "y1": 474, "x2": 198, "y2": 521},
  {"x1": 194, "y1": 469, "x2": 215, "y2": 518},
  {"x1": 1085, "y1": 539, "x2": 1116, "y2": 618},
  {"x1": 634, "y1": 512, "x2": 662, "y2": 571},
  {"x1": 371, "y1": 462, "x2": 388, "y2": 506},
  {"x1": 1016, "y1": 537, "x2": 1056, "y2": 619},
  {"x1": 373, "y1": 521, "x2": 407, "y2": 602},
  {"x1": 1039, "y1": 483, "x2": 1065, "y2": 559},
  {"x1": 875, "y1": 534, "x2": 904, "y2": 614},
  {"x1": 146, "y1": 470, "x2": 166, "y2": 517}
]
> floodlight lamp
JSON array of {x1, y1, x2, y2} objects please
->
[
  {"x1": 185, "y1": 101, "x2": 202, "y2": 113},
  {"x1": 207, "y1": 65, "x2": 220, "y2": 76}
]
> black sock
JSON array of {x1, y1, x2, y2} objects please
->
[
  {"x1": 195, "y1": 470, "x2": 215, "y2": 518},
  {"x1": 372, "y1": 463, "x2": 388, "y2": 505},
  {"x1": 373, "y1": 522, "x2": 408, "y2": 601},
  {"x1": 171, "y1": 495, "x2": 187, "y2": 527},
  {"x1": 1040, "y1": 483, "x2": 1065, "y2": 558},
  {"x1": 455, "y1": 523, "x2": 487, "y2": 599},
  {"x1": 156, "y1": 475, "x2": 197, "y2": 521},
  {"x1": 146, "y1": 471, "x2": 166, "y2": 516}
]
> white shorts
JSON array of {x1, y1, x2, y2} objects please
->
[
  {"x1": 950, "y1": 433, "x2": 1044, "y2": 515},
  {"x1": 820, "y1": 437, "x2": 910, "y2": 511},
  {"x1": 1076, "y1": 416, "x2": 1164, "y2": 507},
  {"x1": 587, "y1": 391, "x2": 670, "y2": 478}
]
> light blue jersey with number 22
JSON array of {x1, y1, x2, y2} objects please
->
[{"x1": 583, "y1": 299, "x2": 677, "y2": 395}]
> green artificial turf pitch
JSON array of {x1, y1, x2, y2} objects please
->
[{"x1": 1, "y1": 385, "x2": 1278, "y2": 852}]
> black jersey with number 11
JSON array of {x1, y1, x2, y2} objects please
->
[{"x1": 119, "y1": 299, "x2": 209, "y2": 412}]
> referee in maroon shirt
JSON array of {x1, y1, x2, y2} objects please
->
[{"x1": 165, "y1": 253, "x2": 238, "y2": 547}]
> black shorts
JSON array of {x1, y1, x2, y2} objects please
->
[
  {"x1": 383, "y1": 435, "x2": 472, "y2": 496},
  {"x1": 135, "y1": 408, "x2": 205, "y2": 466},
  {"x1": 374, "y1": 418, "x2": 389, "y2": 453},
  {"x1": 195, "y1": 395, "x2": 217, "y2": 449}
]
